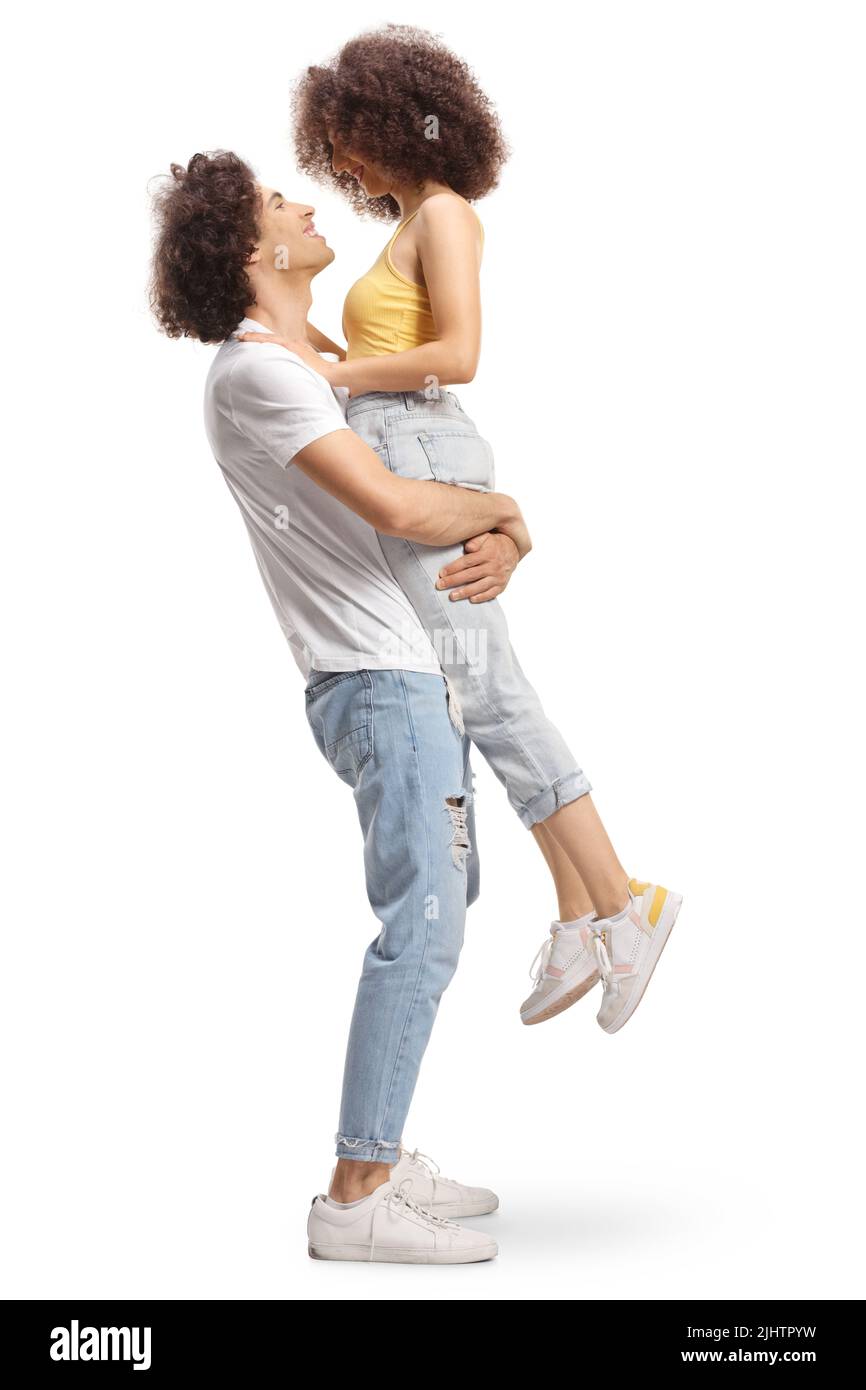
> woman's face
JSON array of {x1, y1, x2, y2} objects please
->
[{"x1": 327, "y1": 130, "x2": 392, "y2": 200}]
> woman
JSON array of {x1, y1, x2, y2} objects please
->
[{"x1": 240, "y1": 24, "x2": 682, "y2": 1034}]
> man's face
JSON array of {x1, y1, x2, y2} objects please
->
[{"x1": 253, "y1": 185, "x2": 335, "y2": 273}]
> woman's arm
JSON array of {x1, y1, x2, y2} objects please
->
[
  {"x1": 307, "y1": 322, "x2": 346, "y2": 362},
  {"x1": 330, "y1": 195, "x2": 483, "y2": 393},
  {"x1": 238, "y1": 197, "x2": 483, "y2": 392}
]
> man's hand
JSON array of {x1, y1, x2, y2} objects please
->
[
  {"x1": 495, "y1": 512, "x2": 532, "y2": 561},
  {"x1": 434, "y1": 532, "x2": 520, "y2": 603},
  {"x1": 235, "y1": 331, "x2": 342, "y2": 384}
]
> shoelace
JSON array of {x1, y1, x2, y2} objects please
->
[
  {"x1": 398, "y1": 1145, "x2": 466, "y2": 1207},
  {"x1": 591, "y1": 926, "x2": 637, "y2": 994},
  {"x1": 590, "y1": 928, "x2": 613, "y2": 986},
  {"x1": 528, "y1": 927, "x2": 558, "y2": 984},
  {"x1": 370, "y1": 1177, "x2": 461, "y2": 1261}
]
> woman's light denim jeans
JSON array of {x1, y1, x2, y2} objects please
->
[
  {"x1": 305, "y1": 666, "x2": 479, "y2": 1165},
  {"x1": 346, "y1": 388, "x2": 591, "y2": 828}
]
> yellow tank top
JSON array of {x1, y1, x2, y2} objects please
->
[{"x1": 342, "y1": 204, "x2": 484, "y2": 359}]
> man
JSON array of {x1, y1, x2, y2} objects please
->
[{"x1": 150, "y1": 151, "x2": 530, "y2": 1264}]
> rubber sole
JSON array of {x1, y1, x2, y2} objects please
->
[
  {"x1": 521, "y1": 968, "x2": 600, "y2": 1026},
  {"x1": 600, "y1": 891, "x2": 683, "y2": 1034},
  {"x1": 432, "y1": 1196, "x2": 499, "y2": 1218},
  {"x1": 308, "y1": 1240, "x2": 498, "y2": 1264}
]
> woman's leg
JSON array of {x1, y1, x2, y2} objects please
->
[
  {"x1": 346, "y1": 392, "x2": 630, "y2": 925},
  {"x1": 535, "y1": 793, "x2": 682, "y2": 1035},
  {"x1": 531, "y1": 821, "x2": 594, "y2": 922},
  {"x1": 540, "y1": 795, "x2": 629, "y2": 920}
]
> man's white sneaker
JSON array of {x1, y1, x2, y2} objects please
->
[
  {"x1": 386, "y1": 1146, "x2": 499, "y2": 1218},
  {"x1": 520, "y1": 914, "x2": 599, "y2": 1025},
  {"x1": 307, "y1": 1177, "x2": 498, "y2": 1264},
  {"x1": 590, "y1": 879, "x2": 683, "y2": 1034}
]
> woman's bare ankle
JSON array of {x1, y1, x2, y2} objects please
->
[
  {"x1": 593, "y1": 876, "x2": 631, "y2": 921},
  {"x1": 559, "y1": 900, "x2": 594, "y2": 922},
  {"x1": 328, "y1": 1158, "x2": 393, "y2": 1204}
]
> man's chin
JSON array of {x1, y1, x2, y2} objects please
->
[
  {"x1": 306, "y1": 242, "x2": 335, "y2": 279},
  {"x1": 309, "y1": 243, "x2": 335, "y2": 276}
]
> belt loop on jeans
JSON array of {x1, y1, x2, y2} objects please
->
[{"x1": 403, "y1": 392, "x2": 415, "y2": 411}]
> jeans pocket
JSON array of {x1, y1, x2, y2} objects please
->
[
  {"x1": 383, "y1": 418, "x2": 438, "y2": 481},
  {"x1": 305, "y1": 670, "x2": 355, "y2": 702},
  {"x1": 346, "y1": 406, "x2": 387, "y2": 455},
  {"x1": 325, "y1": 723, "x2": 373, "y2": 787},
  {"x1": 304, "y1": 671, "x2": 373, "y2": 788},
  {"x1": 417, "y1": 429, "x2": 496, "y2": 492}
]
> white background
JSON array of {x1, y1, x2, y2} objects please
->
[{"x1": 2, "y1": 0, "x2": 863, "y2": 1301}]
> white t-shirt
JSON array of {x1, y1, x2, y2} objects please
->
[{"x1": 203, "y1": 316, "x2": 440, "y2": 680}]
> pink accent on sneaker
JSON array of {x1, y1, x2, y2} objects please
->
[{"x1": 545, "y1": 965, "x2": 565, "y2": 978}]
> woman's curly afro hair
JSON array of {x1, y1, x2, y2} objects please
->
[
  {"x1": 292, "y1": 24, "x2": 509, "y2": 222},
  {"x1": 150, "y1": 151, "x2": 261, "y2": 343}
]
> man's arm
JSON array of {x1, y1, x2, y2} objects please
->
[{"x1": 293, "y1": 428, "x2": 531, "y2": 558}]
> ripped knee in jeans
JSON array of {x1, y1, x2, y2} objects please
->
[{"x1": 445, "y1": 794, "x2": 471, "y2": 870}]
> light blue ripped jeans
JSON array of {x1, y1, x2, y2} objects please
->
[
  {"x1": 346, "y1": 388, "x2": 592, "y2": 828},
  {"x1": 305, "y1": 666, "x2": 479, "y2": 1165}
]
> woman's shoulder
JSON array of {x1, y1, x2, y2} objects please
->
[{"x1": 416, "y1": 192, "x2": 484, "y2": 238}]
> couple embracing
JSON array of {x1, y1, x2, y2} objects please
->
[{"x1": 150, "y1": 23, "x2": 682, "y2": 1266}]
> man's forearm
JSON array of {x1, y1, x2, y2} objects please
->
[
  {"x1": 384, "y1": 475, "x2": 530, "y2": 556},
  {"x1": 292, "y1": 428, "x2": 530, "y2": 557}
]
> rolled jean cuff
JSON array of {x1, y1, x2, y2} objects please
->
[
  {"x1": 334, "y1": 1133, "x2": 402, "y2": 1164},
  {"x1": 517, "y1": 769, "x2": 593, "y2": 830}
]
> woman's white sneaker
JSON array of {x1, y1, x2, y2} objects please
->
[
  {"x1": 307, "y1": 1177, "x2": 498, "y2": 1263},
  {"x1": 520, "y1": 915, "x2": 599, "y2": 1025},
  {"x1": 590, "y1": 879, "x2": 683, "y2": 1034},
  {"x1": 386, "y1": 1145, "x2": 499, "y2": 1218}
]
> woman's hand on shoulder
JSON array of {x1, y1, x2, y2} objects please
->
[{"x1": 234, "y1": 332, "x2": 342, "y2": 383}]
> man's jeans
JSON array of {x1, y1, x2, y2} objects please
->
[
  {"x1": 346, "y1": 388, "x2": 592, "y2": 827},
  {"x1": 305, "y1": 667, "x2": 479, "y2": 1165}
]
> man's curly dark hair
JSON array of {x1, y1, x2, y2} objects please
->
[
  {"x1": 149, "y1": 151, "x2": 261, "y2": 343},
  {"x1": 292, "y1": 24, "x2": 509, "y2": 222}
]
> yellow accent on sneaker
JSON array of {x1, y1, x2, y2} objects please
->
[
  {"x1": 648, "y1": 885, "x2": 668, "y2": 927},
  {"x1": 628, "y1": 878, "x2": 650, "y2": 897}
]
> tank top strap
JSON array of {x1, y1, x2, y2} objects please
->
[
  {"x1": 388, "y1": 201, "x2": 484, "y2": 252},
  {"x1": 387, "y1": 208, "x2": 422, "y2": 252}
]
